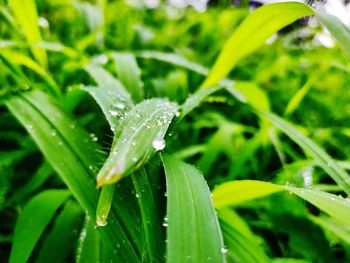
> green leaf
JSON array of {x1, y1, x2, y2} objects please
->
[
  {"x1": 10, "y1": 189, "x2": 70, "y2": 263},
  {"x1": 5, "y1": 90, "x2": 140, "y2": 262},
  {"x1": 8, "y1": 0, "x2": 47, "y2": 67},
  {"x1": 284, "y1": 77, "x2": 315, "y2": 116},
  {"x1": 132, "y1": 167, "x2": 164, "y2": 262},
  {"x1": 97, "y1": 98, "x2": 178, "y2": 186},
  {"x1": 0, "y1": 50, "x2": 60, "y2": 97},
  {"x1": 203, "y1": 2, "x2": 314, "y2": 87},
  {"x1": 219, "y1": 218, "x2": 270, "y2": 263},
  {"x1": 161, "y1": 154, "x2": 226, "y2": 263},
  {"x1": 212, "y1": 180, "x2": 350, "y2": 226},
  {"x1": 181, "y1": 85, "x2": 224, "y2": 118},
  {"x1": 316, "y1": 12, "x2": 350, "y2": 60},
  {"x1": 213, "y1": 180, "x2": 283, "y2": 208},
  {"x1": 8, "y1": 161, "x2": 53, "y2": 204},
  {"x1": 257, "y1": 110, "x2": 350, "y2": 195},
  {"x1": 111, "y1": 52, "x2": 144, "y2": 102},
  {"x1": 96, "y1": 184, "x2": 115, "y2": 227},
  {"x1": 310, "y1": 215, "x2": 350, "y2": 244},
  {"x1": 138, "y1": 51, "x2": 209, "y2": 75},
  {"x1": 76, "y1": 216, "x2": 100, "y2": 263},
  {"x1": 36, "y1": 200, "x2": 83, "y2": 263},
  {"x1": 80, "y1": 84, "x2": 132, "y2": 133},
  {"x1": 84, "y1": 64, "x2": 131, "y2": 101}
]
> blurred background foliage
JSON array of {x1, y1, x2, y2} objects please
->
[{"x1": 1, "y1": 0, "x2": 350, "y2": 262}]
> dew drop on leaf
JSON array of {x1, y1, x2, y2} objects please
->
[
  {"x1": 152, "y1": 138, "x2": 165, "y2": 151},
  {"x1": 109, "y1": 110, "x2": 119, "y2": 116}
]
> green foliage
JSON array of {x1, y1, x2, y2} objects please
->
[{"x1": 1, "y1": 0, "x2": 350, "y2": 262}]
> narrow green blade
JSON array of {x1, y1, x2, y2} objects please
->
[
  {"x1": 76, "y1": 216, "x2": 100, "y2": 263},
  {"x1": 10, "y1": 189, "x2": 70, "y2": 263},
  {"x1": 316, "y1": 12, "x2": 350, "y2": 60},
  {"x1": 138, "y1": 51, "x2": 209, "y2": 75},
  {"x1": 8, "y1": 0, "x2": 47, "y2": 67},
  {"x1": 97, "y1": 99, "x2": 178, "y2": 186},
  {"x1": 5, "y1": 90, "x2": 140, "y2": 262},
  {"x1": 203, "y1": 2, "x2": 314, "y2": 87},
  {"x1": 161, "y1": 154, "x2": 226, "y2": 263},
  {"x1": 219, "y1": 219, "x2": 270, "y2": 263},
  {"x1": 132, "y1": 167, "x2": 164, "y2": 262},
  {"x1": 36, "y1": 200, "x2": 83, "y2": 263},
  {"x1": 84, "y1": 64, "x2": 131, "y2": 101},
  {"x1": 111, "y1": 52, "x2": 144, "y2": 102},
  {"x1": 80, "y1": 84, "x2": 132, "y2": 133},
  {"x1": 212, "y1": 180, "x2": 350, "y2": 226},
  {"x1": 258, "y1": 110, "x2": 350, "y2": 195}
]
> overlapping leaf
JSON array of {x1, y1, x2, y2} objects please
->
[
  {"x1": 162, "y1": 154, "x2": 226, "y2": 263},
  {"x1": 97, "y1": 98, "x2": 178, "y2": 186},
  {"x1": 212, "y1": 180, "x2": 350, "y2": 225}
]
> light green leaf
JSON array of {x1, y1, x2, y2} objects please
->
[
  {"x1": 132, "y1": 167, "x2": 164, "y2": 262},
  {"x1": 257, "y1": 110, "x2": 350, "y2": 195},
  {"x1": 310, "y1": 215, "x2": 350, "y2": 244},
  {"x1": 316, "y1": 12, "x2": 350, "y2": 60},
  {"x1": 203, "y1": 2, "x2": 314, "y2": 87},
  {"x1": 138, "y1": 51, "x2": 209, "y2": 75},
  {"x1": 97, "y1": 98, "x2": 178, "y2": 186},
  {"x1": 181, "y1": 85, "x2": 224, "y2": 118},
  {"x1": 0, "y1": 50, "x2": 60, "y2": 97},
  {"x1": 10, "y1": 189, "x2": 70, "y2": 263},
  {"x1": 76, "y1": 216, "x2": 100, "y2": 263},
  {"x1": 219, "y1": 217, "x2": 270, "y2": 263},
  {"x1": 96, "y1": 184, "x2": 115, "y2": 227},
  {"x1": 5, "y1": 90, "x2": 140, "y2": 262},
  {"x1": 161, "y1": 154, "x2": 226, "y2": 263},
  {"x1": 213, "y1": 180, "x2": 283, "y2": 208},
  {"x1": 80, "y1": 84, "x2": 132, "y2": 133},
  {"x1": 111, "y1": 52, "x2": 144, "y2": 102},
  {"x1": 8, "y1": 0, "x2": 47, "y2": 66},
  {"x1": 84, "y1": 64, "x2": 131, "y2": 100},
  {"x1": 234, "y1": 82, "x2": 270, "y2": 111},
  {"x1": 212, "y1": 180, "x2": 350, "y2": 226}
]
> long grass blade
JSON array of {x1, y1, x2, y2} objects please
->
[
  {"x1": 8, "y1": 0, "x2": 47, "y2": 67},
  {"x1": 132, "y1": 167, "x2": 164, "y2": 262},
  {"x1": 9, "y1": 189, "x2": 70, "y2": 263},
  {"x1": 111, "y1": 52, "x2": 144, "y2": 102},
  {"x1": 212, "y1": 180, "x2": 350, "y2": 226},
  {"x1": 316, "y1": 12, "x2": 350, "y2": 60},
  {"x1": 257, "y1": 110, "x2": 350, "y2": 195},
  {"x1": 97, "y1": 99, "x2": 178, "y2": 186},
  {"x1": 5, "y1": 90, "x2": 140, "y2": 262},
  {"x1": 203, "y1": 2, "x2": 314, "y2": 87},
  {"x1": 161, "y1": 154, "x2": 226, "y2": 263},
  {"x1": 36, "y1": 200, "x2": 83, "y2": 263}
]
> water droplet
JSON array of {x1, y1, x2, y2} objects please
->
[
  {"x1": 58, "y1": 141, "x2": 63, "y2": 146},
  {"x1": 109, "y1": 110, "x2": 119, "y2": 116},
  {"x1": 90, "y1": 133, "x2": 98, "y2": 142},
  {"x1": 136, "y1": 193, "x2": 140, "y2": 198},
  {"x1": 132, "y1": 157, "x2": 138, "y2": 162},
  {"x1": 152, "y1": 138, "x2": 165, "y2": 151},
  {"x1": 27, "y1": 124, "x2": 33, "y2": 130},
  {"x1": 175, "y1": 111, "x2": 180, "y2": 117},
  {"x1": 50, "y1": 130, "x2": 57, "y2": 136},
  {"x1": 221, "y1": 247, "x2": 228, "y2": 254},
  {"x1": 114, "y1": 103, "x2": 125, "y2": 109}
]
